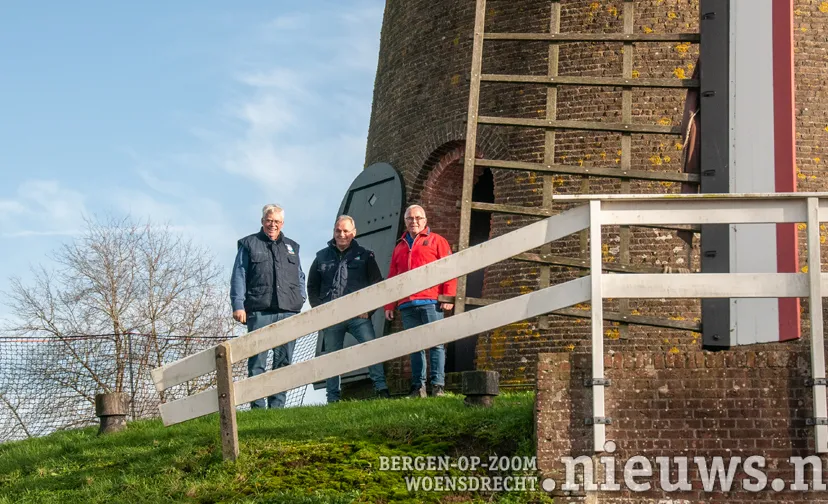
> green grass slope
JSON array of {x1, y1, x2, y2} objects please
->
[{"x1": 0, "y1": 393, "x2": 552, "y2": 504}]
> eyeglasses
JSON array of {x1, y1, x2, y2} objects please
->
[
  {"x1": 405, "y1": 216, "x2": 426, "y2": 222},
  {"x1": 264, "y1": 219, "x2": 283, "y2": 225}
]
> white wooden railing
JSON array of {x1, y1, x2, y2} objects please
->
[{"x1": 151, "y1": 193, "x2": 828, "y2": 455}]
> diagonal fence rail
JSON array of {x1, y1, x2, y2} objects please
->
[{"x1": 152, "y1": 193, "x2": 828, "y2": 457}]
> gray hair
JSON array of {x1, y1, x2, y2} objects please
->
[
  {"x1": 261, "y1": 204, "x2": 284, "y2": 219},
  {"x1": 404, "y1": 204, "x2": 426, "y2": 218},
  {"x1": 335, "y1": 215, "x2": 356, "y2": 229}
]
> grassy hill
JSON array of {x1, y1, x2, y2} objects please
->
[{"x1": 0, "y1": 392, "x2": 552, "y2": 503}]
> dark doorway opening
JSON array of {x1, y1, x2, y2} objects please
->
[{"x1": 446, "y1": 168, "x2": 493, "y2": 374}]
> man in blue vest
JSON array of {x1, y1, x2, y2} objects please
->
[
  {"x1": 307, "y1": 215, "x2": 390, "y2": 402},
  {"x1": 231, "y1": 204, "x2": 306, "y2": 409}
]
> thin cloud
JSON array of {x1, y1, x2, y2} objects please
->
[{"x1": 2, "y1": 229, "x2": 81, "y2": 238}]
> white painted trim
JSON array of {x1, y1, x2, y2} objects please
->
[
  {"x1": 600, "y1": 199, "x2": 808, "y2": 226},
  {"x1": 159, "y1": 277, "x2": 592, "y2": 426},
  {"x1": 551, "y1": 192, "x2": 828, "y2": 201},
  {"x1": 589, "y1": 201, "x2": 605, "y2": 452},
  {"x1": 602, "y1": 273, "x2": 808, "y2": 299},
  {"x1": 807, "y1": 198, "x2": 828, "y2": 453}
]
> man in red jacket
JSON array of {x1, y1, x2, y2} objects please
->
[{"x1": 384, "y1": 204, "x2": 456, "y2": 397}]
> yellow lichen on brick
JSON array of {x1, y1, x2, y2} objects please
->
[
  {"x1": 631, "y1": 69, "x2": 640, "y2": 78},
  {"x1": 489, "y1": 331, "x2": 506, "y2": 360},
  {"x1": 801, "y1": 27, "x2": 808, "y2": 32},
  {"x1": 669, "y1": 315, "x2": 686, "y2": 321},
  {"x1": 631, "y1": 309, "x2": 641, "y2": 315},
  {"x1": 519, "y1": 285, "x2": 532, "y2": 295},
  {"x1": 815, "y1": 157, "x2": 821, "y2": 163},
  {"x1": 675, "y1": 142, "x2": 683, "y2": 150},
  {"x1": 590, "y1": 2, "x2": 600, "y2": 11},
  {"x1": 663, "y1": 155, "x2": 672, "y2": 163},
  {"x1": 499, "y1": 278, "x2": 514, "y2": 288},
  {"x1": 797, "y1": 171, "x2": 807, "y2": 180},
  {"x1": 608, "y1": 6, "x2": 618, "y2": 17},
  {"x1": 821, "y1": 235, "x2": 826, "y2": 244},
  {"x1": 819, "y1": 2, "x2": 828, "y2": 13},
  {"x1": 797, "y1": 223, "x2": 807, "y2": 231},
  {"x1": 658, "y1": 117, "x2": 672, "y2": 126},
  {"x1": 578, "y1": 159, "x2": 584, "y2": 167},
  {"x1": 675, "y1": 42, "x2": 691, "y2": 54},
  {"x1": 650, "y1": 154, "x2": 663, "y2": 166},
  {"x1": 606, "y1": 328, "x2": 620, "y2": 340},
  {"x1": 673, "y1": 67, "x2": 687, "y2": 79},
  {"x1": 643, "y1": 26, "x2": 653, "y2": 34},
  {"x1": 600, "y1": 152, "x2": 607, "y2": 160},
  {"x1": 667, "y1": 12, "x2": 678, "y2": 20},
  {"x1": 669, "y1": 347, "x2": 680, "y2": 355},
  {"x1": 802, "y1": 265, "x2": 809, "y2": 273},
  {"x1": 687, "y1": 62, "x2": 695, "y2": 71},
  {"x1": 566, "y1": 343, "x2": 576, "y2": 351}
]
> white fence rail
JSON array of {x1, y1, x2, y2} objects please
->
[{"x1": 151, "y1": 193, "x2": 828, "y2": 454}]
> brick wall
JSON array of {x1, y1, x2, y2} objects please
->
[
  {"x1": 365, "y1": 0, "x2": 828, "y2": 389},
  {"x1": 536, "y1": 348, "x2": 828, "y2": 502}
]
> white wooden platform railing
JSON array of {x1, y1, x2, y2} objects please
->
[{"x1": 151, "y1": 193, "x2": 828, "y2": 458}]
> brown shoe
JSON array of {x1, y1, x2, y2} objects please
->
[{"x1": 408, "y1": 385, "x2": 426, "y2": 398}]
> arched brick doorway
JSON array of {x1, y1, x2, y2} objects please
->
[{"x1": 417, "y1": 142, "x2": 494, "y2": 374}]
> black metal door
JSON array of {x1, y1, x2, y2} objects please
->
[{"x1": 314, "y1": 162, "x2": 405, "y2": 389}]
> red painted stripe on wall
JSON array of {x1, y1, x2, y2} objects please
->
[{"x1": 772, "y1": 0, "x2": 800, "y2": 341}]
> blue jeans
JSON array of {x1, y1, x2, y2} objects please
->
[
  {"x1": 246, "y1": 310, "x2": 296, "y2": 409},
  {"x1": 400, "y1": 304, "x2": 445, "y2": 388},
  {"x1": 322, "y1": 316, "x2": 388, "y2": 402}
]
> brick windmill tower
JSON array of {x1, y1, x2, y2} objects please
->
[
  {"x1": 362, "y1": 0, "x2": 707, "y2": 393},
  {"x1": 355, "y1": 0, "x2": 827, "y2": 403}
]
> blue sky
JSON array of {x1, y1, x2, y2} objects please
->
[{"x1": 0, "y1": 2, "x2": 385, "y2": 404}]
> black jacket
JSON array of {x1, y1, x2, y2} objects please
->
[
  {"x1": 237, "y1": 230, "x2": 304, "y2": 313},
  {"x1": 307, "y1": 239, "x2": 383, "y2": 309}
]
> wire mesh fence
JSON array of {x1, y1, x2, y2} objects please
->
[{"x1": 0, "y1": 331, "x2": 319, "y2": 443}]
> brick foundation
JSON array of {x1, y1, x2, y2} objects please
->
[{"x1": 536, "y1": 347, "x2": 828, "y2": 502}]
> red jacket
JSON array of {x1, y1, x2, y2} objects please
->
[{"x1": 384, "y1": 228, "x2": 457, "y2": 310}]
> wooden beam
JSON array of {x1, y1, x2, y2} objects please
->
[
  {"x1": 485, "y1": 32, "x2": 699, "y2": 42},
  {"x1": 151, "y1": 205, "x2": 591, "y2": 392},
  {"x1": 514, "y1": 252, "x2": 663, "y2": 274},
  {"x1": 474, "y1": 158, "x2": 700, "y2": 184},
  {"x1": 215, "y1": 342, "x2": 238, "y2": 462},
  {"x1": 439, "y1": 295, "x2": 700, "y2": 331},
  {"x1": 160, "y1": 278, "x2": 593, "y2": 425},
  {"x1": 456, "y1": 0, "x2": 487, "y2": 315},
  {"x1": 477, "y1": 116, "x2": 681, "y2": 135},
  {"x1": 481, "y1": 74, "x2": 698, "y2": 89}
]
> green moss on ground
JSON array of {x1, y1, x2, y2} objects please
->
[{"x1": 0, "y1": 393, "x2": 553, "y2": 504}]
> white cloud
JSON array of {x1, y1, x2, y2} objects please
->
[
  {"x1": 0, "y1": 200, "x2": 26, "y2": 219},
  {"x1": 266, "y1": 13, "x2": 309, "y2": 31},
  {"x1": 0, "y1": 180, "x2": 87, "y2": 238}
]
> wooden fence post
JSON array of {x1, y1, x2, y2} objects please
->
[{"x1": 215, "y1": 342, "x2": 239, "y2": 461}]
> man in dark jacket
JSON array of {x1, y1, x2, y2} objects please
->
[
  {"x1": 307, "y1": 215, "x2": 390, "y2": 402},
  {"x1": 230, "y1": 204, "x2": 306, "y2": 409}
]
